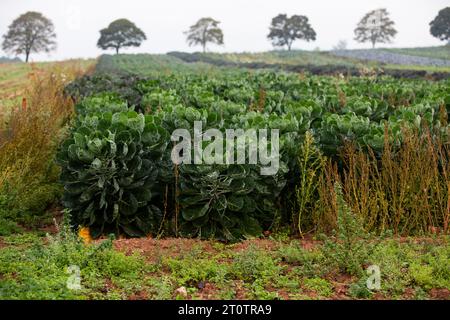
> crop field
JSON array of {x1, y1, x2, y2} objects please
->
[
  {"x1": 169, "y1": 52, "x2": 450, "y2": 78},
  {"x1": 192, "y1": 50, "x2": 360, "y2": 66},
  {"x1": 61, "y1": 62, "x2": 450, "y2": 238},
  {"x1": 1, "y1": 1, "x2": 450, "y2": 314},
  {"x1": 95, "y1": 54, "x2": 216, "y2": 76},
  {"x1": 0, "y1": 59, "x2": 95, "y2": 122},
  {"x1": 0, "y1": 60, "x2": 95, "y2": 102},
  {"x1": 1, "y1": 48, "x2": 450, "y2": 301},
  {"x1": 170, "y1": 48, "x2": 450, "y2": 68},
  {"x1": 331, "y1": 49, "x2": 450, "y2": 70},
  {"x1": 0, "y1": 62, "x2": 41, "y2": 111},
  {"x1": 382, "y1": 46, "x2": 450, "y2": 60}
]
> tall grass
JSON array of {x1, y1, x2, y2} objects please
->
[
  {"x1": 294, "y1": 131, "x2": 325, "y2": 236},
  {"x1": 314, "y1": 127, "x2": 450, "y2": 236},
  {"x1": 0, "y1": 61, "x2": 92, "y2": 227}
]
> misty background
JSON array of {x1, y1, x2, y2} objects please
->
[{"x1": 0, "y1": 0, "x2": 448, "y2": 62}]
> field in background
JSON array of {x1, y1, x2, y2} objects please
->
[
  {"x1": 89, "y1": 46, "x2": 450, "y2": 78},
  {"x1": 0, "y1": 59, "x2": 95, "y2": 109},
  {"x1": 199, "y1": 50, "x2": 360, "y2": 66},
  {"x1": 382, "y1": 46, "x2": 450, "y2": 60},
  {"x1": 95, "y1": 54, "x2": 215, "y2": 76},
  {"x1": 172, "y1": 48, "x2": 450, "y2": 68}
]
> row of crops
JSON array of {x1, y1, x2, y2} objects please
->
[
  {"x1": 60, "y1": 70, "x2": 450, "y2": 241},
  {"x1": 166, "y1": 52, "x2": 450, "y2": 80},
  {"x1": 95, "y1": 53, "x2": 450, "y2": 80},
  {"x1": 95, "y1": 54, "x2": 217, "y2": 76}
]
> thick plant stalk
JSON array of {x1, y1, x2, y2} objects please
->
[{"x1": 174, "y1": 164, "x2": 179, "y2": 237}]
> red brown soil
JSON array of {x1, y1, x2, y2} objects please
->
[
  {"x1": 429, "y1": 288, "x2": 450, "y2": 300},
  {"x1": 402, "y1": 288, "x2": 416, "y2": 300},
  {"x1": 112, "y1": 236, "x2": 321, "y2": 262},
  {"x1": 233, "y1": 280, "x2": 249, "y2": 300},
  {"x1": 113, "y1": 238, "x2": 218, "y2": 262},
  {"x1": 195, "y1": 282, "x2": 220, "y2": 300},
  {"x1": 330, "y1": 274, "x2": 354, "y2": 300},
  {"x1": 129, "y1": 290, "x2": 149, "y2": 300}
]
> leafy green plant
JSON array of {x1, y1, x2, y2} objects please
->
[
  {"x1": 0, "y1": 214, "x2": 147, "y2": 300},
  {"x1": 57, "y1": 107, "x2": 169, "y2": 237},
  {"x1": 63, "y1": 69, "x2": 450, "y2": 239},
  {"x1": 178, "y1": 164, "x2": 283, "y2": 241},
  {"x1": 248, "y1": 279, "x2": 280, "y2": 300},
  {"x1": 303, "y1": 277, "x2": 333, "y2": 297},
  {"x1": 75, "y1": 93, "x2": 129, "y2": 116},
  {"x1": 164, "y1": 253, "x2": 228, "y2": 288},
  {"x1": 145, "y1": 276, "x2": 174, "y2": 299},
  {"x1": 231, "y1": 245, "x2": 281, "y2": 282},
  {"x1": 0, "y1": 218, "x2": 22, "y2": 236},
  {"x1": 321, "y1": 183, "x2": 378, "y2": 276},
  {"x1": 410, "y1": 245, "x2": 450, "y2": 290},
  {"x1": 0, "y1": 194, "x2": 22, "y2": 235},
  {"x1": 161, "y1": 104, "x2": 291, "y2": 241},
  {"x1": 348, "y1": 277, "x2": 373, "y2": 299},
  {"x1": 277, "y1": 242, "x2": 326, "y2": 277}
]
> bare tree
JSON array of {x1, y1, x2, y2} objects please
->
[
  {"x1": 354, "y1": 8, "x2": 397, "y2": 48},
  {"x1": 185, "y1": 18, "x2": 224, "y2": 53}
]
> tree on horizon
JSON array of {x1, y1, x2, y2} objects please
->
[
  {"x1": 354, "y1": 8, "x2": 397, "y2": 48},
  {"x1": 2, "y1": 11, "x2": 56, "y2": 62},
  {"x1": 184, "y1": 17, "x2": 224, "y2": 53},
  {"x1": 430, "y1": 7, "x2": 450, "y2": 45},
  {"x1": 97, "y1": 19, "x2": 147, "y2": 54},
  {"x1": 267, "y1": 14, "x2": 316, "y2": 51}
]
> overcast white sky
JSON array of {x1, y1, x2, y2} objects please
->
[{"x1": 0, "y1": 0, "x2": 448, "y2": 61}]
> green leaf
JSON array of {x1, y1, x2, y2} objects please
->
[
  {"x1": 92, "y1": 158, "x2": 102, "y2": 169},
  {"x1": 182, "y1": 202, "x2": 210, "y2": 221},
  {"x1": 228, "y1": 195, "x2": 244, "y2": 212}
]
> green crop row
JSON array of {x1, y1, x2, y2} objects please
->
[{"x1": 60, "y1": 71, "x2": 450, "y2": 240}]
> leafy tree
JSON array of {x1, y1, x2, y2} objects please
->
[
  {"x1": 267, "y1": 14, "x2": 316, "y2": 51},
  {"x1": 430, "y1": 7, "x2": 450, "y2": 44},
  {"x1": 184, "y1": 18, "x2": 224, "y2": 53},
  {"x1": 97, "y1": 19, "x2": 147, "y2": 54},
  {"x1": 354, "y1": 8, "x2": 397, "y2": 48},
  {"x1": 2, "y1": 11, "x2": 56, "y2": 63}
]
